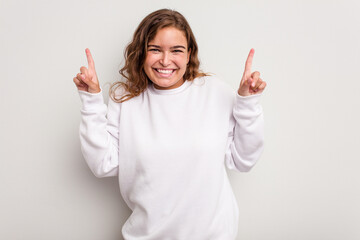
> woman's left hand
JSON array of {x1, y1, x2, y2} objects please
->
[{"x1": 237, "y1": 48, "x2": 267, "y2": 97}]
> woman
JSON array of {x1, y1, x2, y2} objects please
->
[{"x1": 73, "y1": 8, "x2": 266, "y2": 240}]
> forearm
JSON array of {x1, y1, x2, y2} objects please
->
[
  {"x1": 230, "y1": 92, "x2": 264, "y2": 172},
  {"x1": 78, "y1": 90, "x2": 119, "y2": 178}
]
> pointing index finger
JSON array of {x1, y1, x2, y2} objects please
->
[
  {"x1": 244, "y1": 48, "x2": 255, "y2": 75},
  {"x1": 85, "y1": 48, "x2": 95, "y2": 69}
]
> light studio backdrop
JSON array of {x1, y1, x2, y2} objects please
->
[{"x1": 1, "y1": 0, "x2": 359, "y2": 239}]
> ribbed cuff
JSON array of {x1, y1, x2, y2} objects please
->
[
  {"x1": 234, "y1": 92, "x2": 262, "y2": 113},
  {"x1": 78, "y1": 89, "x2": 104, "y2": 111}
]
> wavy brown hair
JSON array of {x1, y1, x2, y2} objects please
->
[{"x1": 110, "y1": 8, "x2": 208, "y2": 103}]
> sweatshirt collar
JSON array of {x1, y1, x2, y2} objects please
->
[{"x1": 148, "y1": 80, "x2": 191, "y2": 95}]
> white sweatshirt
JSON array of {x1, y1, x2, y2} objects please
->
[{"x1": 78, "y1": 75, "x2": 264, "y2": 240}]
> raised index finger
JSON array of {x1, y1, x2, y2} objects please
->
[
  {"x1": 244, "y1": 48, "x2": 255, "y2": 74},
  {"x1": 85, "y1": 48, "x2": 95, "y2": 69}
]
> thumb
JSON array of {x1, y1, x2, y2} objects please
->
[{"x1": 241, "y1": 76, "x2": 252, "y2": 87}]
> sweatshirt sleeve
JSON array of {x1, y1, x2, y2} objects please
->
[
  {"x1": 225, "y1": 92, "x2": 265, "y2": 172},
  {"x1": 78, "y1": 89, "x2": 120, "y2": 178}
]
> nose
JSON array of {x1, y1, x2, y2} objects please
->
[{"x1": 159, "y1": 51, "x2": 171, "y2": 66}]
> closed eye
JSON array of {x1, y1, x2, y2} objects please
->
[{"x1": 149, "y1": 49, "x2": 160, "y2": 52}]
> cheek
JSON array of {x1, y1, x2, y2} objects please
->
[
  {"x1": 145, "y1": 55, "x2": 157, "y2": 67},
  {"x1": 175, "y1": 56, "x2": 188, "y2": 68}
]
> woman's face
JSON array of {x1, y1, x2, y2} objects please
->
[{"x1": 144, "y1": 27, "x2": 190, "y2": 90}]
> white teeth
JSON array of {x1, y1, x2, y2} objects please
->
[{"x1": 157, "y1": 69, "x2": 173, "y2": 74}]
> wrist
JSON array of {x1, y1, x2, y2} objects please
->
[
  {"x1": 88, "y1": 87, "x2": 101, "y2": 94},
  {"x1": 237, "y1": 89, "x2": 250, "y2": 97}
]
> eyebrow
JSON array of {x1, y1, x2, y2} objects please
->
[{"x1": 147, "y1": 44, "x2": 186, "y2": 49}]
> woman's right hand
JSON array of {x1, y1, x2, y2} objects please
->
[{"x1": 73, "y1": 48, "x2": 101, "y2": 93}]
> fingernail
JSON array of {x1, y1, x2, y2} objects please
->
[{"x1": 252, "y1": 82, "x2": 255, "y2": 87}]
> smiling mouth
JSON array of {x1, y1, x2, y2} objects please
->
[
  {"x1": 153, "y1": 68, "x2": 176, "y2": 77},
  {"x1": 154, "y1": 68, "x2": 176, "y2": 74}
]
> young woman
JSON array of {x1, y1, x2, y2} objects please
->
[{"x1": 73, "y1": 8, "x2": 266, "y2": 240}]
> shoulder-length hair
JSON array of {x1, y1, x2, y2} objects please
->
[{"x1": 110, "y1": 8, "x2": 208, "y2": 103}]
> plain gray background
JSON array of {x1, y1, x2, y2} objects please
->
[{"x1": 1, "y1": 0, "x2": 359, "y2": 239}]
